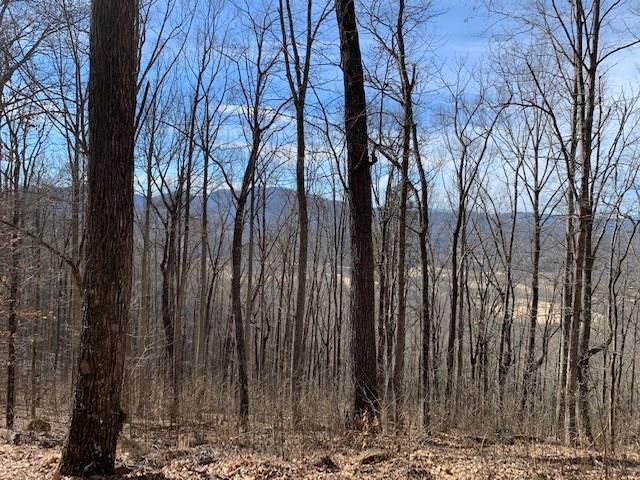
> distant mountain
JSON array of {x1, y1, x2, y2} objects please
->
[
  {"x1": 134, "y1": 186, "x2": 344, "y2": 227},
  {"x1": 34, "y1": 184, "x2": 627, "y2": 275}
]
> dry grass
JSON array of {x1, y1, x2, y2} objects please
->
[{"x1": 2, "y1": 425, "x2": 640, "y2": 479}]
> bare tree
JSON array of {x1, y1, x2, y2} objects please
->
[
  {"x1": 221, "y1": 3, "x2": 286, "y2": 430},
  {"x1": 335, "y1": 0, "x2": 379, "y2": 424},
  {"x1": 58, "y1": 0, "x2": 137, "y2": 474},
  {"x1": 277, "y1": 0, "x2": 331, "y2": 426},
  {"x1": 440, "y1": 71, "x2": 503, "y2": 425}
]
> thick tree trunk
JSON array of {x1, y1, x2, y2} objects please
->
[
  {"x1": 335, "y1": 0, "x2": 379, "y2": 424},
  {"x1": 58, "y1": 0, "x2": 137, "y2": 474}
]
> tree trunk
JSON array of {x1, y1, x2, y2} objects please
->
[
  {"x1": 196, "y1": 139, "x2": 210, "y2": 391},
  {"x1": 58, "y1": 0, "x2": 137, "y2": 473},
  {"x1": 521, "y1": 199, "x2": 541, "y2": 414},
  {"x1": 291, "y1": 107, "x2": 308, "y2": 425},
  {"x1": 230, "y1": 135, "x2": 260, "y2": 430},
  {"x1": 391, "y1": 0, "x2": 412, "y2": 427},
  {"x1": 5, "y1": 154, "x2": 20, "y2": 430},
  {"x1": 414, "y1": 122, "x2": 431, "y2": 430},
  {"x1": 335, "y1": 0, "x2": 379, "y2": 424}
]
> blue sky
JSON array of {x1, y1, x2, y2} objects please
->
[
  {"x1": 434, "y1": 0, "x2": 639, "y2": 89},
  {"x1": 28, "y1": 0, "x2": 637, "y2": 204},
  {"x1": 438, "y1": 0, "x2": 489, "y2": 58}
]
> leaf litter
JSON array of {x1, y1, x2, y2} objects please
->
[{"x1": 2, "y1": 429, "x2": 640, "y2": 479}]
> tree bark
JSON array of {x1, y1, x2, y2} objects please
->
[
  {"x1": 5, "y1": 148, "x2": 20, "y2": 430},
  {"x1": 335, "y1": 0, "x2": 379, "y2": 424},
  {"x1": 58, "y1": 0, "x2": 137, "y2": 474}
]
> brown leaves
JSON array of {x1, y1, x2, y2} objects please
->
[
  {"x1": 2, "y1": 432, "x2": 640, "y2": 479},
  {"x1": 358, "y1": 450, "x2": 390, "y2": 465},
  {"x1": 312, "y1": 456, "x2": 340, "y2": 473}
]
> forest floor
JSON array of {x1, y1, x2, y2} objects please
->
[{"x1": 2, "y1": 423, "x2": 640, "y2": 479}]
